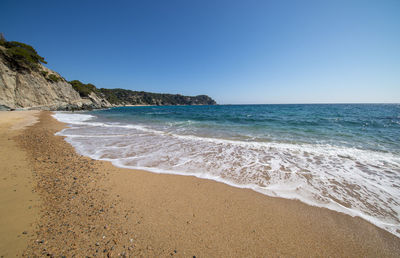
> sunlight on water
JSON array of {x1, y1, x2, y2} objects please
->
[{"x1": 53, "y1": 104, "x2": 400, "y2": 237}]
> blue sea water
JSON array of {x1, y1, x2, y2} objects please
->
[{"x1": 53, "y1": 104, "x2": 400, "y2": 237}]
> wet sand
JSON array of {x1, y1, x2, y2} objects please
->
[{"x1": 2, "y1": 111, "x2": 400, "y2": 256}]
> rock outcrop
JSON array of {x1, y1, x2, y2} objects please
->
[
  {"x1": 0, "y1": 45, "x2": 112, "y2": 110},
  {"x1": 0, "y1": 40, "x2": 216, "y2": 110}
]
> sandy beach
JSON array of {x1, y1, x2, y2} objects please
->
[
  {"x1": 0, "y1": 111, "x2": 399, "y2": 257},
  {"x1": 0, "y1": 111, "x2": 40, "y2": 257}
]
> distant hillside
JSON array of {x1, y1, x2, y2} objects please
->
[
  {"x1": 0, "y1": 35, "x2": 216, "y2": 110},
  {"x1": 99, "y1": 88, "x2": 216, "y2": 106},
  {"x1": 69, "y1": 80, "x2": 216, "y2": 106}
]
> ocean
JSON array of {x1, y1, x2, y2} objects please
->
[{"x1": 53, "y1": 104, "x2": 400, "y2": 237}]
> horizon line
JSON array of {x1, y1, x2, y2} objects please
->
[{"x1": 217, "y1": 102, "x2": 400, "y2": 105}]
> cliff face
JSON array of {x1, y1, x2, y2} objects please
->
[
  {"x1": 0, "y1": 40, "x2": 217, "y2": 110},
  {"x1": 0, "y1": 46, "x2": 112, "y2": 110}
]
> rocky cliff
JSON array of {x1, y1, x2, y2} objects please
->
[
  {"x1": 0, "y1": 45, "x2": 112, "y2": 110},
  {"x1": 0, "y1": 39, "x2": 216, "y2": 110}
]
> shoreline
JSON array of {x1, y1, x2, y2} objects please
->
[
  {"x1": 54, "y1": 108, "x2": 400, "y2": 238},
  {"x1": 1, "y1": 111, "x2": 400, "y2": 256}
]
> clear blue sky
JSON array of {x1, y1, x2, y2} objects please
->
[{"x1": 1, "y1": 0, "x2": 399, "y2": 104}]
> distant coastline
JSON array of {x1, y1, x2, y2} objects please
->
[{"x1": 0, "y1": 38, "x2": 216, "y2": 111}]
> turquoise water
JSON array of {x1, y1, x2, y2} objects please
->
[
  {"x1": 54, "y1": 104, "x2": 400, "y2": 237},
  {"x1": 92, "y1": 104, "x2": 400, "y2": 153}
]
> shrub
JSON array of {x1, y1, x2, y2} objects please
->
[
  {"x1": 69, "y1": 80, "x2": 96, "y2": 97},
  {"x1": 47, "y1": 74, "x2": 60, "y2": 83},
  {"x1": 98, "y1": 88, "x2": 122, "y2": 104},
  {"x1": 1, "y1": 40, "x2": 47, "y2": 70},
  {"x1": 4, "y1": 41, "x2": 46, "y2": 63},
  {"x1": 41, "y1": 70, "x2": 48, "y2": 77}
]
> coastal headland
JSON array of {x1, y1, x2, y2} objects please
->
[{"x1": 0, "y1": 110, "x2": 399, "y2": 256}]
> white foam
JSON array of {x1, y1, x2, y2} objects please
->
[
  {"x1": 53, "y1": 112, "x2": 96, "y2": 124},
  {"x1": 52, "y1": 112, "x2": 400, "y2": 238}
]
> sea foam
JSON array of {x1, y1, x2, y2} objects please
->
[{"x1": 52, "y1": 110, "x2": 400, "y2": 238}]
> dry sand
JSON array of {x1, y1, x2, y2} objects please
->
[
  {"x1": 1, "y1": 111, "x2": 399, "y2": 257},
  {"x1": 0, "y1": 111, "x2": 40, "y2": 257}
]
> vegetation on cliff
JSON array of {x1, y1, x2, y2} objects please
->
[
  {"x1": 0, "y1": 34, "x2": 216, "y2": 108},
  {"x1": 69, "y1": 79, "x2": 216, "y2": 106},
  {"x1": 98, "y1": 88, "x2": 216, "y2": 106},
  {"x1": 69, "y1": 80, "x2": 97, "y2": 97},
  {"x1": 0, "y1": 34, "x2": 63, "y2": 84},
  {"x1": 0, "y1": 35, "x2": 46, "y2": 71}
]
